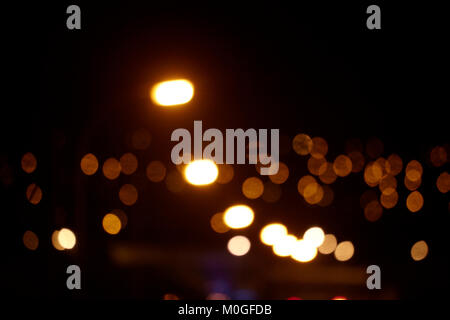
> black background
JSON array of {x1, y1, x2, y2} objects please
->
[{"x1": 2, "y1": 1, "x2": 449, "y2": 300}]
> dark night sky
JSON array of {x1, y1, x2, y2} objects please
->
[{"x1": 2, "y1": 2, "x2": 449, "y2": 299}]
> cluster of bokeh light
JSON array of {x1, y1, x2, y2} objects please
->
[
  {"x1": 16, "y1": 78, "x2": 449, "y2": 301},
  {"x1": 260, "y1": 224, "x2": 354, "y2": 263},
  {"x1": 222, "y1": 205, "x2": 254, "y2": 256},
  {"x1": 20, "y1": 152, "x2": 78, "y2": 251},
  {"x1": 291, "y1": 134, "x2": 448, "y2": 263},
  {"x1": 76, "y1": 85, "x2": 446, "y2": 270}
]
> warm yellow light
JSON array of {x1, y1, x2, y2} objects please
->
[
  {"x1": 210, "y1": 212, "x2": 230, "y2": 234},
  {"x1": 223, "y1": 205, "x2": 254, "y2": 229},
  {"x1": 23, "y1": 230, "x2": 39, "y2": 251},
  {"x1": 242, "y1": 177, "x2": 264, "y2": 199},
  {"x1": 436, "y1": 172, "x2": 450, "y2": 193},
  {"x1": 303, "y1": 182, "x2": 324, "y2": 205},
  {"x1": 80, "y1": 153, "x2": 99, "y2": 176},
  {"x1": 410, "y1": 240, "x2": 428, "y2": 261},
  {"x1": 318, "y1": 234, "x2": 337, "y2": 255},
  {"x1": 303, "y1": 227, "x2": 325, "y2": 248},
  {"x1": 103, "y1": 157, "x2": 121, "y2": 180},
  {"x1": 102, "y1": 213, "x2": 122, "y2": 235},
  {"x1": 268, "y1": 162, "x2": 290, "y2": 184},
  {"x1": 307, "y1": 156, "x2": 327, "y2": 176},
  {"x1": 291, "y1": 239, "x2": 318, "y2": 262},
  {"x1": 333, "y1": 155, "x2": 352, "y2": 177},
  {"x1": 260, "y1": 223, "x2": 287, "y2": 245},
  {"x1": 379, "y1": 175, "x2": 397, "y2": 194},
  {"x1": 151, "y1": 79, "x2": 194, "y2": 106},
  {"x1": 406, "y1": 191, "x2": 424, "y2": 213},
  {"x1": 227, "y1": 235, "x2": 251, "y2": 256},
  {"x1": 364, "y1": 162, "x2": 383, "y2": 187},
  {"x1": 21, "y1": 152, "x2": 37, "y2": 174},
  {"x1": 319, "y1": 162, "x2": 337, "y2": 185},
  {"x1": 332, "y1": 296, "x2": 348, "y2": 300},
  {"x1": 58, "y1": 228, "x2": 76, "y2": 249},
  {"x1": 292, "y1": 133, "x2": 313, "y2": 156},
  {"x1": 405, "y1": 160, "x2": 423, "y2": 182},
  {"x1": 51, "y1": 230, "x2": 65, "y2": 251},
  {"x1": 380, "y1": 190, "x2": 398, "y2": 209},
  {"x1": 184, "y1": 160, "x2": 218, "y2": 186},
  {"x1": 26, "y1": 183, "x2": 42, "y2": 205},
  {"x1": 404, "y1": 175, "x2": 422, "y2": 191},
  {"x1": 273, "y1": 234, "x2": 297, "y2": 257},
  {"x1": 310, "y1": 137, "x2": 328, "y2": 159},
  {"x1": 386, "y1": 154, "x2": 403, "y2": 176},
  {"x1": 297, "y1": 175, "x2": 317, "y2": 196},
  {"x1": 334, "y1": 241, "x2": 354, "y2": 262}
]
